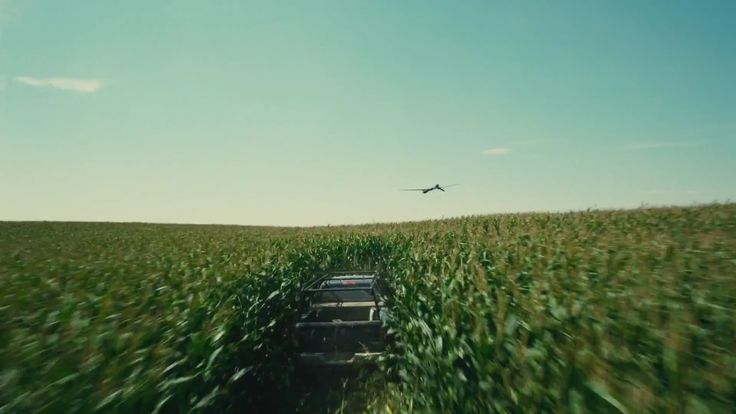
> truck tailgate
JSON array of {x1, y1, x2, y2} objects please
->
[{"x1": 295, "y1": 320, "x2": 384, "y2": 353}]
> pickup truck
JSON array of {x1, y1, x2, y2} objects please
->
[{"x1": 293, "y1": 271, "x2": 389, "y2": 367}]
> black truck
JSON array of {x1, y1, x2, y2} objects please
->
[{"x1": 293, "y1": 271, "x2": 390, "y2": 367}]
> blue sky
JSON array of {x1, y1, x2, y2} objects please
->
[{"x1": 1, "y1": 1, "x2": 734, "y2": 226}]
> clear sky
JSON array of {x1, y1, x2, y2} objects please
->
[{"x1": 1, "y1": 1, "x2": 734, "y2": 226}]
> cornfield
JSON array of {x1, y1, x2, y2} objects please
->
[{"x1": 1, "y1": 204, "x2": 735, "y2": 413}]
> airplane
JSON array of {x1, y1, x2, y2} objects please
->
[{"x1": 401, "y1": 184, "x2": 458, "y2": 194}]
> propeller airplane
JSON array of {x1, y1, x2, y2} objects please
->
[{"x1": 401, "y1": 184, "x2": 458, "y2": 194}]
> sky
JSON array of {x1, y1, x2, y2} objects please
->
[{"x1": 1, "y1": 1, "x2": 734, "y2": 226}]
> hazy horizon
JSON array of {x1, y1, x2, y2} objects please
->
[
  {"x1": 1, "y1": 201, "x2": 730, "y2": 228},
  {"x1": 2, "y1": 1, "x2": 734, "y2": 226}
]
